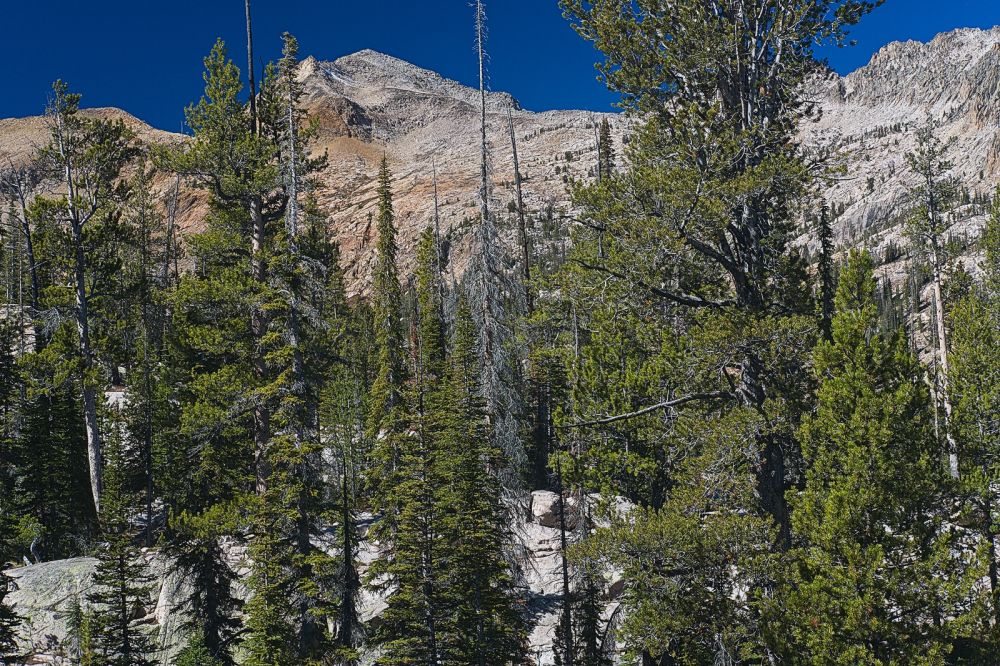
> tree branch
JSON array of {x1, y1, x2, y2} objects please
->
[
  {"x1": 562, "y1": 391, "x2": 732, "y2": 428},
  {"x1": 569, "y1": 258, "x2": 735, "y2": 309}
]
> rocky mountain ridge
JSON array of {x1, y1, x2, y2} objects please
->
[
  {"x1": 5, "y1": 27, "x2": 1000, "y2": 663},
  {"x1": 800, "y1": 27, "x2": 1000, "y2": 287}
]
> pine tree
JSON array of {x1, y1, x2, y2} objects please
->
[
  {"x1": 243, "y1": 33, "x2": 339, "y2": 664},
  {"x1": 173, "y1": 629, "x2": 222, "y2": 666},
  {"x1": 368, "y1": 221, "x2": 449, "y2": 666},
  {"x1": 906, "y1": 122, "x2": 961, "y2": 478},
  {"x1": 87, "y1": 413, "x2": 156, "y2": 666},
  {"x1": 438, "y1": 296, "x2": 526, "y2": 665},
  {"x1": 366, "y1": 156, "x2": 411, "y2": 546},
  {"x1": 38, "y1": 80, "x2": 138, "y2": 516},
  {"x1": 160, "y1": 41, "x2": 275, "y2": 665},
  {"x1": 817, "y1": 200, "x2": 836, "y2": 342},
  {"x1": 556, "y1": 1, "x2": 880, "y2": 661},
  {"x1": 774, "y1": 250, "x2": 976, "y2": 664},
  {"x1": 367, "y1": 156, "x2": 407, "y2": 442},
  {"x1": 950, "y1": 192, "x2": 1000, "y2": 641},
  {"x1": 163, "y1": 507, "x2": 242, "y2": 666},
  {"x1": 166, "y1": 38, "x2": 287, "y2": 496},
  {"x1": 596, "y1": 118, "x2": 614, "y2": 182}
]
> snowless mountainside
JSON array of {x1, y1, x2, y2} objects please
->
[
  {"x1": 800, "y1": 27, "x2": 1000, "y2": 284},
  {"x1": 3, "y1": 32, "x2": 996, "y2": 294},
  {"x1": 4, "y1": 28, "x2": 1000, "y2": 661},
  {"x1": 296, "y1": 49, "x2": 623, "y2": 293}
]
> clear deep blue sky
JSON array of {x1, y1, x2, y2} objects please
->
[{"x1": 2, "y1": 1, "x2": 997, "y2": 131}]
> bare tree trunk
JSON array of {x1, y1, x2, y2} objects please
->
[
  {"x1": 251, "y1": 195, "x2": 270, "y2": 494},
  {"x1": 241, "y1": 20, "x2": 284, "y2": 480},
  {"x1": 245, "y1": 0, "x2": 258, "y2": 135},
  {"x1": 71, "y1": 219, "x2": 103, "y2": 516},
  {"x1": 930, "y1": 238, "x2": 959, "y2": 479},
  {"x1": 162, "y1": 176, "x2": 180, "y2": 289},
  {"x1": 506, "y1": 106, "x2": 531, "y2": 313},
  {"x1": 15, "y1": 191, "x2": 40, "y2": 314},
  {"x1": 477, "y1": 0, "x2": 489, "y2": 228}
]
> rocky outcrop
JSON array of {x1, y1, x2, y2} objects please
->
[{"x1": 6, "y1": 496, "x2": 629, "y2": 665}]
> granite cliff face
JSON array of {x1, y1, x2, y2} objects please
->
[
  {"x1": 3, "y1": 32, "x2": 998, "y2": 293},
  {"x1": 295, "y1": 49, "x2": 622, "y2": 293},
  {"x1": 800, "y1": 27, "x2": 1000, "y2": 287}
]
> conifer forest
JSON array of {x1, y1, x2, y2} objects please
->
[{"x1": 5, "y1": 1, "x2": 1000, "y2": 664}]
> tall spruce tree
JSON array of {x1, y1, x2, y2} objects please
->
[
  {"x1": 817, "y1": 200, "x2": 836, "y2": 342},
  {"x1": 366, "y1": 156, "x2": 410, "y2": 547},
  {"x1": 368, "y1": 221, "x2": 449, "y2": 666},
  {"x1": 87, "y1": 413, "x2": 156, "y2": 666},
  {"x1": 438, "y1": 295, "x2": 526, "y2": 665}
]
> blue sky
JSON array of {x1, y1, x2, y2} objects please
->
[{"x1": 2, "y1": 1, "x2": 997, "y2": 130}]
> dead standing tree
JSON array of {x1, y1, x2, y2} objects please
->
[{"x1": 469, "y1": 0, "x2": 527, "y2": 493}]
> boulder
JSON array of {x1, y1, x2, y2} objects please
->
[{"x1": 530, "y1": 490, "x2": 580, "y2": 530}]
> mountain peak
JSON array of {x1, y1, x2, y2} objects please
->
[{"x1": 304, "y1": 49, "x2": 521, "y2": 113}]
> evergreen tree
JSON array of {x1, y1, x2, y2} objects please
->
[
  {"x1": 817, "y1": 200, "x2": 836, "y2": 342},
  {"x1": 596, "y1": 118, "x2": 614, "y2": 182},
  {"x1": 243, "y1": 33, "x2": 340, "y2": 665},
  {"x1": 160, "y1": 41, "x2": 270, "y2": 665},
  {"x1": 438, "y1": 296, "x2": 526, "y2": 665},
  {"x1": 555, "y1": 1, "x2": 881, "y2": 661},
  {"x1": 0, "y1": 464, "x2": 21, "y2": 663},
  {"x1": 368, "y1": 221, "x2": 448, "y2": 665},
  {"x1": 87, "y1": 414, "x2": 156, "y2": 666},
  {"x1": 950, "y1": 193, "x2": 1000, "y2": 641},
  {"x1": 367, "y1": 156, "x2": 407, "y2": 442},
  {"x1": 774, "y1": 250, "x2": 976, "y2": 664},
  {"x1": 164, "y1": 507, "x2": 242, "y2": 666},
  {"x1": 39, "y1": 81, "x2": 138, "y2": 515},
  {"x1": 166, "y1": 38, "x2": 287, "y2": 495},
  {"x1": 173, "y1": 629, "x2": 222, "y2": 666},
  {"x1": 906, "y1": 122, "x2": 961, "y2": 478},
  {"x1": 366, "y1": 156, "x2": 410, "y2": 547}
]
